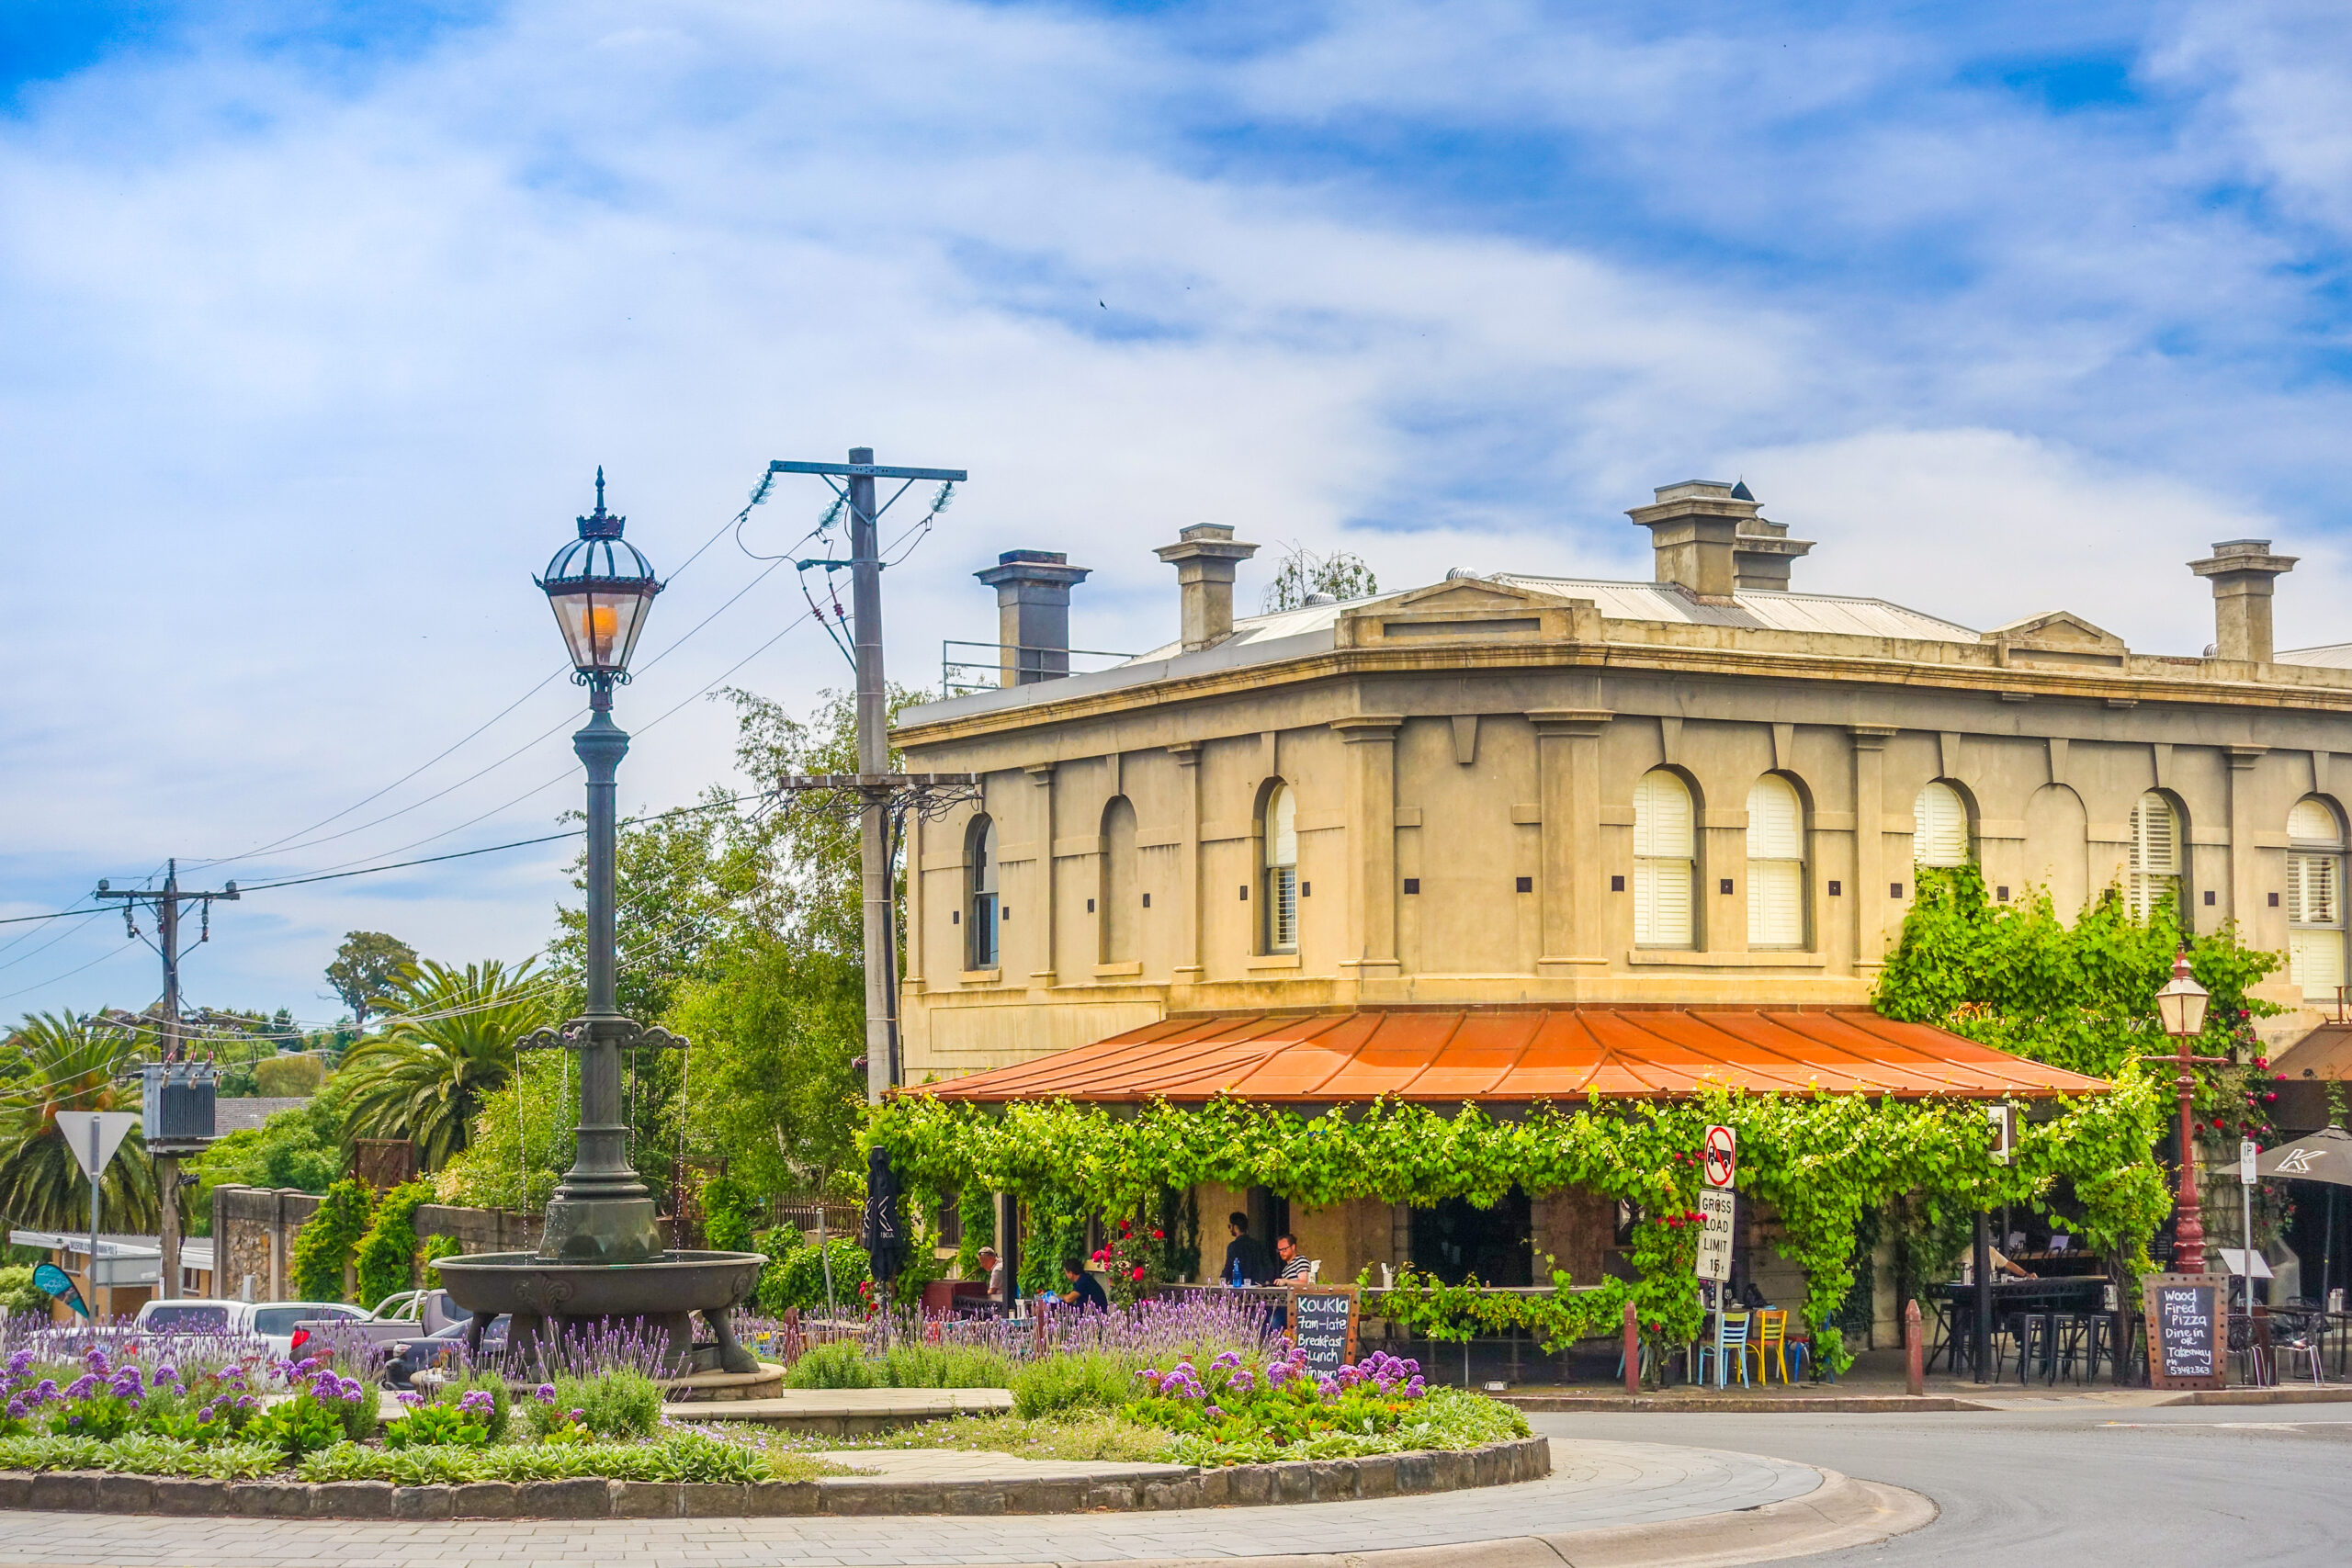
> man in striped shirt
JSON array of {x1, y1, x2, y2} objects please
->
[{"x1": 1273, "y1": 1233, "x2": 1315, "y2": 1283}]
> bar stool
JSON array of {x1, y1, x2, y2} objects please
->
[{"x1": 2009, "y1": 1313, "x2": 2055, "y2": 1384}]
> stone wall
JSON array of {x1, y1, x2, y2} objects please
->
[{"x1": 210, "y1": 1186, "x2": 543, "y2": 1302}]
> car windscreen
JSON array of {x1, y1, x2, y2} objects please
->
[
  {"x1": 141, "y1": 1305, "x2": 231, "y2": 1331},
  {"x1": 254, "y1": 1305, "x2": 353, "y2": 1336}
]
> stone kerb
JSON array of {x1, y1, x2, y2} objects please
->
[{"x1": 0, "y1": 1437, "x2": 1547, "y2": 1519}]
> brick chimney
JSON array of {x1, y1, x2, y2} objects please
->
[
  {"x1": 974, "y1": 550, "x2": 1091, "y2": 685},
  {"x1": 2189, "y1": 539, "x2": 2297, "y2": 664},
  {"x1": 1628, "y1": 480, "x2": 1749, "y2": 601},
  {"x1": 1727, "y1": 481, "x2": 1814, "y2": 592},
  {"x1": 1154, "y1": 524, "x2": 1260, "y2": 653}
]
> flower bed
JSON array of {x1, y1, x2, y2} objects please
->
[{"x1": 0, "y1": 1332, "x2": 829, "y2": 1489}]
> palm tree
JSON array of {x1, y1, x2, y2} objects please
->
[
  {"x1": 0, "y1": 1012, "x2": 158, "y2": 1233},
  {"x1": 338, "y1": 959, "x2": 559, "y2": 1171}
]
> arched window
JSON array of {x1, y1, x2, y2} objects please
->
[
  {"x1": 1262, "y1": 783, "x2": 1299, "y2": 953},
  {"x1": 1913, "y1": 782, "x2": 1970, "y2": 868},
  {"x1": 1101, "y1": 796, "x2": 1137, "y2": 963},
  {"x1": 2127, "y1": 792, "x2": 2182, "y2": 920},
  {"x1": 1633, "y1": 770, "x2": 1695, "y2": 948},
  {"x1": 967, "y1": 815, "x2": 999, "y2": 969},
  {"x1": 1747, "y1": 775, "x2": 1805, "y2": 948},
  {"x1": 2288, "y1": 798, "x2": 2345, "y2": 1002}
]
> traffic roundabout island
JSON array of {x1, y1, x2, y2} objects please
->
[{"x1": 0, "y1": 1435, "x2": 1550, "y2": 1518}]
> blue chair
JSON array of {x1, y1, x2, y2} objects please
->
[{"x1": 1693, "y1": 1311, "x2": 1753, "y2": 1389}]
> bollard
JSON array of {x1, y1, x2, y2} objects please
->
[
  {"x1": 1904, "y1": 1298, "x2": 1924, "y2": 1397},
  {"x1": 1623, "y1": 1300, "x2": 1641, "y2": 1395}
]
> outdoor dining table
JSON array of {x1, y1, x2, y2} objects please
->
[{"x1": 1929, "y1": 1276, "x2": 2109, "y2": 1380}]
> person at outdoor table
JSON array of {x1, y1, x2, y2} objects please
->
[
  {"x1": 978, "y1": 1245, "x2": 1003, "y2": 1295},
  {"x1": 1222, "y1": 1212, "x2": 1272, "y2": 1286},
  {"x1": 1962, "y1": 1245, "x2": 2038, "y2": 1281},
  {"x1": 1060, "y1": 1257, "x2": 1109, "y2": 1311},
  {"x1": 1273, "y1": 1233, "x2": 1315, "y2": 1283}
]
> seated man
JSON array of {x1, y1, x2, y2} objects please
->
[
  {"x1": 1060, "y1": 1257, "x2": 1110, "y2": 1312},
  {"x1": 978, "y1": 1245, "x2": 1004, "y2": 1296},
  {"x1": 1273, "y1": 1233, "x2": 1316, "y2": 1283}
]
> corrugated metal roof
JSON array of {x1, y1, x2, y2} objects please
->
[
  {"x1": 914, "y1": 1008, "x2": 2108, "y2": 1104},
  {"x1": 2278, "y1": 643, "x2": 2352, "y2": 670},
  {"x1": 1113, "y1": 576, "x2": 1977, "y2": 666},
  {"x1": 1489, "y1": 575, "x2": 1982, "y2": 641}
]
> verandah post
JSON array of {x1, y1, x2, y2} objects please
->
[
  {"x1": 1905, "y1": 1298, "x2": 1924, "y2": 1396},
  {"x1": 1623, "y1": 1300, "x2": 1641, "y2": 1394}
]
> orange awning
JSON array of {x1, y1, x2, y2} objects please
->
[{"x1": 916, "y1": 1008, "x2": 2109, "y2": 1104}]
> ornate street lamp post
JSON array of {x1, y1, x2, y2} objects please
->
[
  {"x1": 532, "y1": 468, "x2": 679, "y2": 1265},
  {"x1": 2154, "y1": 950, "x2": 2219, "y2": 1275}
]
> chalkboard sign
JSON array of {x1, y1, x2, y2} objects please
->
[
  {"x1": 2143, "y1": 1272, "x2": 2226, "y2": 1390},
  {"x1": 1289, "y1": 1284, "x2": 1360, "y2": 1376}
]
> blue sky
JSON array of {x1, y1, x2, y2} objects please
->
[{"x1": 3, "y1": 0, "x2": 2347, "y2": 1021}]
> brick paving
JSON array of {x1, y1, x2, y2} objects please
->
[{"x1": 0, "y1": 1436, "x2": 1816, "y2": 1566}]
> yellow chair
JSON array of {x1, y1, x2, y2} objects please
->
[{"x1": 1747, "y1": 1309, "x2": 1795, "y2": 1384}]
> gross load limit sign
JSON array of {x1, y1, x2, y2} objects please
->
[{"x1": 1702, "y1": 1123, "x2": 1736, "y2": 1189}]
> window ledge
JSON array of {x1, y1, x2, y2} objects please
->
[
  {"x1": 1091, "y1": 961, "x2": 1143, "y2": 979},
  {"x1": 1247, "y1": 953, "x2": 1304, "y2": 971},
  {"x1": 958, "y1": 968, "x2": 1002, "y2": 986},
  {"x1": 1624, "y1": 950, "x2": 1827, "y2": 968}
]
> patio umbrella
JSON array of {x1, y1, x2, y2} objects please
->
[{"x1": 2234, "y1": 1126, "x2": 2352, "y2": 1305}]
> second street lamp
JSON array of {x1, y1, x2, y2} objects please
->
[
  {"x1": 2153, "y1": 949, "x2": 2221, "y2": 1276},
  {"x1": 530, "y1": 468, "x2": 682, "y2": 1266}
]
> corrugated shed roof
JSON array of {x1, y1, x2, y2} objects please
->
[
  {"x1": 2278, "y1": 643, "x2": 2352, "y2": 670},
  {"x1": 1489, "y1": 575, "x2": 1982, "y2": 641},
  {"x1": 914, "y1": 1008, "x2": 2108, "y2": 1104}
]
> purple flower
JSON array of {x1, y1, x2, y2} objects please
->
[
  {"x1": 5, "y1": 1400, "x2": 23, "y2": 1421},
  {"x1": 62, "y1": 1374, "x2": 98, "y2": 1401},
  {"x1": 567, "y1": 1407, "x2": 585, "y2": 1423},
  {"x1": 153, "y1": 1364, "x2": 178, "y2": 1386},
  {"x1": 1204, "y1": 1404, "x2": 1224, "y2": 1418},
  {"x1": 30, "y1": 1380, "x2": 58, "y2": 1404},
  {"x1": 536, "y1": 1382, "x2": 557, "y2": 1404},
  {"x1": 81, "y1": 1348, "x2": 109, "y2": 1376}
]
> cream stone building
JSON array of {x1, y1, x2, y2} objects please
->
[{"x1": 897, "y1": 480, "x2": 2351, "y2": 1078}]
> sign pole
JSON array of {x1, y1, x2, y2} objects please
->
[
  {"x1": 1972, "y1": 1212, "x2": 1992, "y2": 1382},
  {"x1": 2240, "y1": 1137, "x2": 2259, "y2": 1314},
  {"x1": 87, "y1": 1119, "x2": 100, "y2": 1320}
]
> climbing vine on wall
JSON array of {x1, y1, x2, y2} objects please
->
[
  {"x1": 288, "y1": 1178, "x2": 376, "y2": 1303},
  {"x1": 869, "y1": 1077, "x2": 2167, "y2": 1374}
]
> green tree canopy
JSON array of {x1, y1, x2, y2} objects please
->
[
  {"x1": 325, "y1": 931, "x2": 418, "y2": 1026},
  {"x1": 0, "y1": 1012, "x2": 159, "y2": 1233},
  {"x1": 338, "y1": 959, "x2": 557, "y2": 1171},
  {"x1": 1260, "y1": 543, "x2": 1378, "y2": 614}
]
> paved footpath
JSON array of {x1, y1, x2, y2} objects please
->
[{"x1": 0, "y1": 1438, "x2": 1823, "y2": 1567}]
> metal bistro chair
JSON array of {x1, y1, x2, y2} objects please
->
[
  {"x1": 1694, "y1": 1311, "x2": 1753, "y2": 1389},
  {"x1": 2228, "y1": 1313, "x2": 2273, "y2": 1388},
  {"x1": 1747, "y1": 1309, "x2": 1799, "y2": 1384},
  {"x1": 2265, "y1": 1308, "x2": 2324, "y2": 1385},
  {"x1": 2008, "y1": 1312, "x2": 2056, "y2": 1385}
]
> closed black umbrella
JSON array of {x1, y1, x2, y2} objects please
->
[{"x1": 863, "y1": 1145, "x2": 906, "y2": 1285}]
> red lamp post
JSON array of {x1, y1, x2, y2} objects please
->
[{"x1": 2153, "y1": 951, "x2": 2222, "y2": 1274}]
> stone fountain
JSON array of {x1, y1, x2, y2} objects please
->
[{"x1": 436, "y1": 475, "x2": 765, "y2": 1375}]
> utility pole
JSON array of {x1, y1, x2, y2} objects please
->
[
  {"x1": 765, "y1": 448, "x2": 969, "y2": 1103},
  {"x1": 95, "y1": 860, "x2": 236, "y2": 1298}
]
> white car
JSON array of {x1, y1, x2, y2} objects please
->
[{"x1": 130, "y1": 1298, "x2": 368, "y2": 1358}]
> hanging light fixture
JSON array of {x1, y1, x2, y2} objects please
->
[{"x1": 537, "y1": 467, "x2": 662, "y2": 697}]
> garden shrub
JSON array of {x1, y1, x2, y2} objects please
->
[
  {"x1": 1010, "y1": 1350, "x2": 1139, "y2": 1419},
  {"x1": 353, "y1": 1181, "x2": 434, "y2": 1308},
  {"x1": 756, "y1": 1235, "x2": 869, "y2": 1314},
  {"x1": 254, "y1": 1054, "x2": 326, "y2": 1098},
  {"x1": 521, "y1": 1371, "x2": 661, "y2": 1440},
  {"x1": 700, "y1": 1175, "x2": 760, "y2": 1253},
  {"x1": 783, "y1": 1341, "x2": 880, "y2": 1390},
  {"x1": 879, "y1": 1344, "x2": 1014, "y2": 1390},
  {"x1": 0, "y1": 1266, "x2": 51, "y2": 1319},
  {"x1": 288, "y1": 1179, "x2": 375, "y2": 1302},
  {"x1": 418, "y1": 1233, "x2": 463, "y2": 1288}
]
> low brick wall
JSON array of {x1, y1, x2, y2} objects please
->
[
  {"x1": 0, "y1": 1437, "x2": 1549, "y2": 1518},
  {"x1": 210, "y1": 1186, "x2": 545, "y2": 1302}
]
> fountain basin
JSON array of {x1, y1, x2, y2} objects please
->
[{"x1": 436, "y1": 1248, "x2": 768, "y2": 1373}]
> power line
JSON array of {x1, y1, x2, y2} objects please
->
[
  {"x1": 0, "y1": 936, "x2": 137, "y2": 1004},
  {"x1": 0, "y1": 905, "x2": 106, "y2": 930}
]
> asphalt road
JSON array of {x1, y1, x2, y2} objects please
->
[{"x1": 1535, "y1": 1401, "x2": 2352, "y2": 1567}]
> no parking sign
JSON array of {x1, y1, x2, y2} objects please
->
[{"x1": 1702, "y1": 1123, "x2": 1736, "y2": 1190}]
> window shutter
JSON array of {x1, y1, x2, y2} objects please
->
[
  {"x1": 1748, "y1": 858, "x2": 1804, "y2": 947},
  {"x1": 1914, "y1": 783, "x2": 1968, "y2": 867},
  {"x1": 2292, "y1": 929, "x2": 2345, "y2": 998},
  {"x1": 1634, "y1": 858, "x2": 1692, "y2": 948},
  {"x1": 1747, "y1": 777, "x2": 1802, "y2": 860},
  {"x1": 2290, "y1": 799, "x2": 2341, "y2": 846},
  {"x1": 1634, "y1": 772, "x2": 1693, "y2": 858}
]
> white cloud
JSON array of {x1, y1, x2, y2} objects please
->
[{"x1": 0, "y1": 0, "x2": 2344, "y2": 1014}]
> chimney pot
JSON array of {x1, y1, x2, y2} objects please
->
[
  {"x1": 1628, "y1": 480, "x2": 1752, "y2": 600},
  {"x1": 1154, "y1": 524, "x2": 1260, "y2": 652},
  {"x1": 974, "y1": 549, "x2": 1091, "y2": 685},
  {"x1": 2189, "y1": 538, "x2": 2296, "y2": 664}
]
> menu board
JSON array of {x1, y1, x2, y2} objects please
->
[
  {"x1": 1290, "y1": 1285, "x2": 1360, "y2": 1376},
  {"x1": 2143, "y1": 1273, "x2": 2226, "y2": 1390}
]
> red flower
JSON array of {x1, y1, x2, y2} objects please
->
[
  {"x1": 1091, "y1": 1248, "x2": 1111, "y2": 1263},
  {"x1": 1152, "y1": 1229, "x2": 1165, "y2": 1240},
  {"x1": 2256, "y1": 1056, "x2": 2270, "y2": 1069},
  {"x1": 1131, "y1": 1267, "x2": 1146, "y2": 1280}
]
